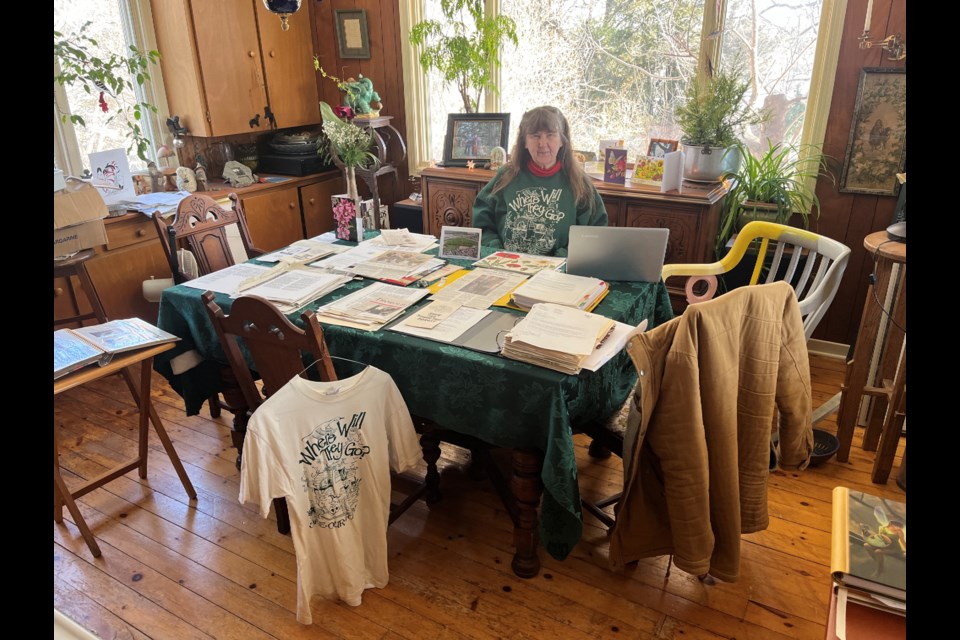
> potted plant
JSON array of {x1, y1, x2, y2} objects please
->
[
  {"x1": 715, "y1": 141, "x2": 831, "y2": 257},
  {"x1": 409, "y1": 0, "x2": 518, "y2": 113},
  {"x1": 674, "y1": 68, "x2": 768, "y2": 182}
]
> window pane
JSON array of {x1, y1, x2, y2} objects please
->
[
  {"x1": 500, "y1": 0, "x2": 704, "y2": 160},
  {"x1": 54, "y1": 0, "x2": 149, "y2": 171},
  {"x1": 720, "y1": 0, "x2": 824, "y2": 152}
]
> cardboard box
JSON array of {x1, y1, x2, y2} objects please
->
[
  {"x1": 54, "y1": 219, "x2": 108, "y2": 257},
  {"x1": 54, "y1": 178, "x2": 109, "y2": 230}
]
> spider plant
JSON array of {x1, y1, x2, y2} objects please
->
[{"x1": 716, "y1": 141, "x2": 832, "y2": 257}]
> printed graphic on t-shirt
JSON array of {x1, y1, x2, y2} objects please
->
[
  {"x1": 504, "y1": 187, "x2": 567, "y2": 254},
  {"x1": 298, "y1": 412, "x2": 370, "y2": 528}
]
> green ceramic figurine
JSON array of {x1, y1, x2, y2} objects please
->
[{"x1": 342, "y1": 75, "x2": 383, "y2": 117}]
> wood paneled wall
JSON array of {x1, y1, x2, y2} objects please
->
[
  {"x1": 812, "y1": 0, "x2": 906, "y2": 346},
  {"x1": 312, "y1": 0, "x2": 411, "y2": 205}
]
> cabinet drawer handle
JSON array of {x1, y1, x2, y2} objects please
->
[
  {"x1": 137, "y1": 228, "x2": 146, "y2": 237},
  {"x1": 289, "y1": 202, "x2": 296, "y2": 209},
  {"x1": 309, "y1": 198, "x2": 315, "y2": 205},
  {"x1": 55, "y1": 287, "x2": 64, "y2": 297},
  {"x1": 248, "y1": 50, "x2": 255, "y2": 58},
  {"x1": 269, "y1": 50, "x2": 276, "y2": 58}
]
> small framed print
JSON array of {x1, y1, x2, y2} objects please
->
[
  {"x1": 443, "y1": 113, "x2": 511, "y2": 167},
  {"x1": 647, "y1": 138, "x2": 679, "y2": 158},
  {"x1": 334, "y1": 9, "x2": 370, "y2": 59},
  {"x1": 439, "y1": 226, "x2": 483, "y2": 260}
]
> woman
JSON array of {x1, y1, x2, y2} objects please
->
[{"x1": 472, "y1": 106, "x2": 607, "y2": 257}]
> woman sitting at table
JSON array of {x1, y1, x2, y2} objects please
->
[{"x1": 472, "y1": 106, "x2": 607, "y2": 257}]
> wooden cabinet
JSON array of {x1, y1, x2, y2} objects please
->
[
  {"x1": 301, "y1": 174, "x2": 346, "y2": 238},
  {"x1": 152, "y1": 0, "x2": 319, "y2": 137},
  {"x1": 420, "y1": 166, "x2": 726, "y2": 312},
  {"x1": 241, "y1": 186, "x2": 305, "y2": 252}
]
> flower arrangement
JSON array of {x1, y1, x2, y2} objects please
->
[{"x1": 319, "y1": 101, "x2": 377, "y2": 169}]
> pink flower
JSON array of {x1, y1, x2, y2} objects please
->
[
  {"x1": 333, "y1": 105, "x2": 354, "y2": 120},
  {"x1": 98, "y1": 91, "x2": 109, "y2": 113}
]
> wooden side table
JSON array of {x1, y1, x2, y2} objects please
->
[
  {"x1": 835, "y1": 231, "x2": 906, "y2": 483},
  {"x1": 54, "y1": 342, "x2": 197, "y2": 557}
]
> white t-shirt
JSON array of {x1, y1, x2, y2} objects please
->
[{"x1": 239, "y1": 366, "x2": 422, "y2": 624}]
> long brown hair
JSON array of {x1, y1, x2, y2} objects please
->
[{"x1": 492, "y1": 106, "x2": 596, "y2": 212}]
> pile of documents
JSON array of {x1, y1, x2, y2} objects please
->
[
  {"x1": 430, "y1": 268, "x2": 529, "y2": 309},
  {"x1": 510, "y1": 270, "x2": 608, "y2": 311},
  {"x1": 314, "y1": 282, "x2": 430, "y2": 329},
  {"x1": 240, "y1": 267, "x2": 353, "y2": 314},
  {"x1": 360, "y1": 229, "x2": 439, "y2": 253},
  {"x1": 258, "y1": 239, "x2": 347, "y2": 264},
  {"x1": 501, "y1": 303, "x2": 616, "y2": 375},
  {"x1": 350, "y1": 250, "x2": 446, "y2": 285}
]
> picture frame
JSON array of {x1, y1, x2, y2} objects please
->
[
  {"x1": 334, "y1": 9, "x2": 370, "y2": 59},
  {"x1": 439, "y1": 226, "x2": 483, "y2": 260},
  {"x1": 840, "y1": 68, "x2": 906, "y2": 196},
  {"x1": 443, "y1": 113, "x2": 511, "y2": 167},
  {"x1": 647, "y1": 138, "x2": 679, "y2": 158}
]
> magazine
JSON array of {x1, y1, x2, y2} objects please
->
[
  {"x1": 55, "y1": 318, "x2": 180, "y2": 379},
  {"x1": 471, "y1": 251, "x2": 566, "y2": 276}
]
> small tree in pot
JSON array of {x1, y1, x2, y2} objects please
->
[{"x1": 674, "y1": 68, "x2": 768, "y2": 182}]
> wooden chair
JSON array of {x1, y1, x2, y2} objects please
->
[
  {"x1": 155, "y1": 193, "x2": 265, "y2": 417},
  {"x1": 201, "y1": 292, "x2": 428, "y2": 534},
  {"x1": 582, "y1": 223, "x2": 851, "y2": 529},
  {"x1": 154, "y1": 193, "x2": 264, "y2": 284}
]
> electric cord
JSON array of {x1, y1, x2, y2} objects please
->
[{"x1": 869, "y1": 239, "x2": 906, "y2": 335}]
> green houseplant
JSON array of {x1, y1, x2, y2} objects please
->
[
  {"x1": 674, "y1": 68, "x2": 768, "y2": 182},
  {"x1": 409, "y1": 0, "x2": 518, "y2": 113},
  {"x1": 54, "y1": 22, "x2": 161, "y2": 162},
  {"x1": 715, "y1": 141, "x2": 831, "y2": 257}
]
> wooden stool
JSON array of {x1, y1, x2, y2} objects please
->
[
  {"x1": 54, "y1": 249, "x2": 108, "y2": 326},
  {"x1": 835, "y1": 231, "x2": 906, "y2": 484}
]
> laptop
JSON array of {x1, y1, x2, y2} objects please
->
[{"x1": 566, "y1": 226, "x2": 669, "y2": 282}]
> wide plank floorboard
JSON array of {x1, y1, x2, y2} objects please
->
[{"x1": 53, "y1": 354, "x2": 906, "y2": 639}]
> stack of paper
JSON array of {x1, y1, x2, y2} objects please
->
[
  {"x1": 180, "y1": 263, "x2": 273, "y2": 295},
  {"x1": 501, "y1": 303, "x2": 615, "y2": 375},
  {"x1": 510, "y1": 270, "x2": 608, "y2": 311},
  {"x1": 430, "y1": 268, "x2": 529, "y2": 309},
  {"x1": 350, "y1": 250, "x2": 446, "y2": 286},
  {"x1": 472, "y1": 251, "x2": 566, "y2": 276},
  {"x1": 258, "y1": 239, "x2": 347, "y2": 264},
  {"x1": 360, "y1": 230, "x2": 438, "y2": 254},
  {"x1": 239, "y1": 268, "x2": 353, "y2": 314},
  {"x1": 314, "y1": 282, "x2": 430, "y2": 330}
]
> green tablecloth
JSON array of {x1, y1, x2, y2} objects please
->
[{"x1": 154, "y1": 242, "x2": 673, "y2": 561}]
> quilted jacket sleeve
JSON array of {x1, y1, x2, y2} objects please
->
[{"x1": 775, "y1": 290, "x2": 814, "y2": 470}]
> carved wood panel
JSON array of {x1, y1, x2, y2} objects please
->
[
  {"x1": 424, "y1": 181, "x2": 480, "y2": 236},
  {"x1": 622, "y1": 204, "x2": 700, "y2": 265}
]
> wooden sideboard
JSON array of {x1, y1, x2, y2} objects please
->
[
  {"x1": 54, "y1": 170, "x2": 345, "y2": 326},
  {"x1": 420, "y1": 166, "x2": 727, "y2": 311}
]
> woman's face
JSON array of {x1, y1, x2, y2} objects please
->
[{"x1": 525, "y1": 129, "x2": 562, "y2": 169}]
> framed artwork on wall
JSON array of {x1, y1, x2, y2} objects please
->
[
  {"x1": 839, "y1": 67, "x2": 906, "y2": 196},
  {"x1": 334, "y1": 9, "x2": 370, "y2": 59},
  {"x1": 442, "y1": 113, "x2": 511, "y2": 167}
]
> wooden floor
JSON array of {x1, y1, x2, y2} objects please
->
[{"x1": 53, "y1": 354, "x2": 906, "y2": 639}]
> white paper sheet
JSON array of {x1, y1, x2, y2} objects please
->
[
  {"x1": 430, "y1": 268, "x2": 528, "y2": 309},
  {"x1": 179, "y1": 263, "x2": 271, "y2": 295},
  {"x1": 390, "y1": 306, "x2": 491, "y2": 343}
]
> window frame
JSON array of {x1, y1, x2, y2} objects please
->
[
  {"x1": 400, "y1": 0, "x2": 845, "y2": 182},
  {"x1": 53, "y1": 0, "x2": 172, "y2": 176}
]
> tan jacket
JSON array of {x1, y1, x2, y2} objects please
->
[{"x1": 609, "y1": 281, "x2": 813, "y2": 581}]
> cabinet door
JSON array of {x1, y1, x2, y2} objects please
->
[
  {"x1": 242, "y1": 187, "x2": 305, "y2": 251},
  {"x1": 301, "y1": 175, "x2": 346, "y2": 238},
  {"x1": 622, "y1": 202, "x2": 711, "y2": 265},
  {"x1": 422, "y1": 180, "x2": 480, "y2": 237},
  {"x1": 191, "y1": 0, "x2": 268, "y2": 136},
  {"x1": 256, "y1": 2, "x2": 320, "y2": 129},
  {"x1": 85, "y1": 240, "x2": 170, "y2": 323}
]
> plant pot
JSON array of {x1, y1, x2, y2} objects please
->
[
  {"x1": 682, "y1": 144, "x2": 740, "y2": 182},
  {"x1": 735, "y1": 201, "x2": 784, "y2": 231}
]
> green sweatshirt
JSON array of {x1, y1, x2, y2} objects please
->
[{"x1": 471, "y1": 166, "x2": 607, "y2": 257}]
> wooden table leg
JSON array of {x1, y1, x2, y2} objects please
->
[
  {"x1": 139, "y1": 358, "x2": 198, "y2": 500},
  {"x1": 862, "y1": 271, "x2": 906, "y2": 452},
  {"x1": 54, "y1": 426, "x2": 102, "y2": 557},
  {"x1": 872, "y1": 344, "x2": 906, "y2": 485},
  {"x1": 836, "y1": 260, "x2": 894, "y2": 462},
  {"x1": 510, "y1": 447, "x2": 543, "y2": 579}
]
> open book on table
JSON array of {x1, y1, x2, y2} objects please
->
[
  {"x1": 831, "y1": 486, "x2": 906, "y2": 608},
  {"x1": 54, "y1": 318, "x2": 180, "y2": 379}
]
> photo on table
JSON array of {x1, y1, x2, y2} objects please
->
[{"x1": 439, "y1": 226, "x2": 483, "y2": 260}]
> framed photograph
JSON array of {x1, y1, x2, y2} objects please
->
[
  {"x1": 840, "y1": 68, "x2": 906, "y2": 196},
  {"x1": 647, "y1": 138, "x2": 679, "y2": 158},
  {"x1": 443, "y1": 113, "x2": 511, "y2": 167},
  {"x1": 334, "y1": 9, "x2": 370, "y2": 59},
  {"x1": 439, "y1": 226, "x2": 483, "y2": 260}
]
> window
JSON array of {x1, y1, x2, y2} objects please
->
[
  {"x1": 53, "y1": 0, "x2": 168, "y2": 175},
  {"x1": 405, "y1": 0, "x2": 840, "y2": 170}
]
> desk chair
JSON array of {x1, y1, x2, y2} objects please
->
[
  {"x1": 202, "y1": 292, "x2": 428, "y2": 535},
  {"x1": 155, "y1": 194, "x2": 265, "y2": 418},
  {"x1": 582, "y1": 222, "x2": 849, "y2": 529}
]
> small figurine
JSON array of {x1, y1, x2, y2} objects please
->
[
  {"x1": 176, "y1": 166, "x2": 198, "y2": 192},
  {"x1": 489, "y1": 146, "x2": 507, "y2": 170},
  {"x1": 147, "y1": 161, "x2": 163, "y2": 193},
  {"x1": 342, "y1": 75, "x2": 382, "y2": 117},
  {"x1": 466, "y1": 160, "x2": 475, "y2": 170},
  {"x1": 222, "y1": 160, "x2": 257, "y2": 187},
  {"x1": 194, "y1": 162, "x2": 208, "y2": 192}
]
